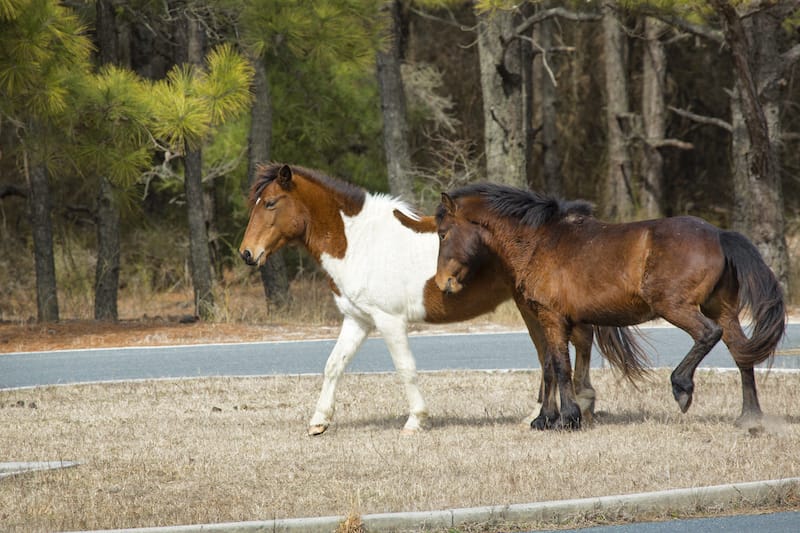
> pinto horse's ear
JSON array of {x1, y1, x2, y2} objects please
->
[
  {"x1": 277, "y1": 164, "x2": 293, "y2": 189},
  {"x1": 441, "y1": 192, "x2": 457, "y2": 215}
]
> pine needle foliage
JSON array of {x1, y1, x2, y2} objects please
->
[
  {"x1": 150, "y1": 45, "x2": 254, "y2": 154},
  {"x1": 0, "y1": 0, "x2": 92, "y2": 121},
  {"x1": 76, "y1": 65, "x2": 153, "y2": 187}
]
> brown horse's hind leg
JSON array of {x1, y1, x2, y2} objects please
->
[
  {"x1": 658, "y1": 306, "x2": 722, "y2": 413},
  {"x1": 717, "y1": 308, "x2": 764, "y2": 427}
]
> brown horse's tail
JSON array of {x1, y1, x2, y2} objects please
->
[
  {"x1": 592, "y1": 326, "x2": 651, "y2": 384},
  {"x1": 719, "y1": 231, "x2": 786, "y2": 366}
]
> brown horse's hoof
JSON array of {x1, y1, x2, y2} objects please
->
[
  {"x1": 735, "y1": 412, "x2": 764, "y2": 433},
  {"x1": 308, "y1": 424, "x2": 328, "y2": 436},
  {"x1": 676, "y1": 392, "x2": 693, "y2": 413},
  {"x1": 553, "y1": 415, "x2": 581, "y2": 431},
  {"x1": 531, "y1": 413, "x2": 558, "y2": 430}
]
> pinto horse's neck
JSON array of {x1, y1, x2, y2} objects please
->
[{"x1": 291, "y1": 172, "x2": 365, "y2": 263}]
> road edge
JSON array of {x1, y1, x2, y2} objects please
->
[{"x1": 66, "y1": 476, "x2": 800, "y2": 532}]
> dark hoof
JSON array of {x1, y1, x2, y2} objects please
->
[
  {"x1": 554, "y1": 415, "x2": 581, "y2": 431},
  {"x1": 675, "y1": 391, "x2": 693, "y2": 413},
  {"x1": 671, "y1": 377, "x2": 694, "y2": 413},
  {"x1": 735, "y1": 412, "x2": 764, "y2": 433},
  {"x1": 531, "y1": 413, "x2": 556, "y2": 430}
]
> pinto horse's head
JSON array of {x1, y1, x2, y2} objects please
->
[
  {"x1": 239, "y1": 164, "x2": 306, "y2": 267},
  {"x1": 434, "y1": 192, "x2": 489, "y2": 294}
]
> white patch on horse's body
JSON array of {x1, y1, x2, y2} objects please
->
[
  {"x1": 312, "y1": 194, "x2": 438, "y2": 433},
  {"x1": 320, "y1": 193, "x2": 438, "y2": 323}
]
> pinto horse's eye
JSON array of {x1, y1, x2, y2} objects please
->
[{"x1": 438, "y1": 231, "x2": 447, "y2": 241}]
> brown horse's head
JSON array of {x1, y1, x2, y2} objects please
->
[
  {"x1": 239, "y1": 164, "x2": 306, "y2": 267},
  {"x1": 434, "y1": 192, "x2": 488, "y2": 294}
]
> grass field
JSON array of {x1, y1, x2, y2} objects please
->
[{"x1": 1, "y1": 368, "x2": 799, "y2": 532}]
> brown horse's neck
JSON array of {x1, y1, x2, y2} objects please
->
[{"x1": 479, "y1": 214, "x2": 543, "y2": 274}]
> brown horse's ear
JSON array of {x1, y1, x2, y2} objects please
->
[
  {"x1": 441, "y1": 192, "x2": 457, "y2": 215},
  {"x1": 277, "y1": 164, "x2": 293, "y2": 189}
]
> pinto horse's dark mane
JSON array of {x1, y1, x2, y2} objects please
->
[
  {"x1": 249, "y1": 163, "x2": 366, "y2": 210},
  {"x1": 440, "y1": 182, "x2": 593, "y2": 227}
]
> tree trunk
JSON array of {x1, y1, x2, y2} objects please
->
[
  {"x1": 477, "y1": 8, "x2": 531, "y2": 188},
  {"x1": 184, "y1": 146, "x2": 214, "y2": 318},
  {"x1": 533, "y1": 14, "x2": 562, "y2": 196},
  {"x1": 94, "y1": 0, "x2": 123, "y2": 321},
  {"x1": 641, "y1": 16, "x2": 666, "y2": 219},
  {"x1": 94, "y1": 177, "x2": 120, "y2": 320},
  {"x1": 182, "y1": 14, "x2": 214, "y2": 318},
  {"x1": 27, "y1": 149, "x2": 59, "y2": 322},
  {"x1": 715, "y1": 0, "x2": 789, "y2": 290},
  {"x1": 601, "y1": 1, "x2": 634, "y2": 220},
  {"x1": 376, "y1": 0, "x2": 414, "y2": 200},
  {"x1": 247, "y1": 52, "x2": 290, "y2": 309}
]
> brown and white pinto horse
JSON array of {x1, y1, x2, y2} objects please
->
[
  {"x1": 434, "y1": 183, "x2": 786, "y2": 430},
  {"x1": 238, "y1": 164, "x2": 644, "y2": 435}
]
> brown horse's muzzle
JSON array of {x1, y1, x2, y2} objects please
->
[{"x1": 435, "y1": 267, "x2": 464, "y2": 294}]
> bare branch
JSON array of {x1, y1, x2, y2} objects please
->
[
  {"x1": 668, "y1": 106, "x2": 732, "y2": 132},
  {"x1": 632, "y1": 6, "x2": 723, "y2": 44},
  {"x1": 650, "y1": 138, "x2": 694, "y2": 150},
  {"x1": 780, "y1": 43, "x2": 800, "y2": 72},
  {"x1": 0, "y1": 184, "x2": 27, "y2": 200},
  {"x1": 514, "y1": 7, "x2": 602, "y2": 37}
]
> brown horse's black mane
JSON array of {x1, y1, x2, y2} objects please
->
[
  {"x1": 440, "y1": 182, "x2": 593, "y2": 228},
  {"x1": 249, "y1": 163, "x2": 366, "y2": 208}
]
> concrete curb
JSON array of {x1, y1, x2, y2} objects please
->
[
  {"x1": 0, "y1": 461, "x2": 80, "y2": 480},
  {"x1": 67, "y1": 477, "x2": 800, "y2": 533}
]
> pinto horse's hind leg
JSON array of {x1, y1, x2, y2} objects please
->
[
  {"x1": 373, "y1": 312, "x2": 429, "y2": 434},
  {"x1": 308, "y1": 315, "x2": 372, "y2": 436},
  {"x1": 658, "y1": 306, "x2": 722, "y2": 413},
  {"x1": 571, "y1": 324, "x2": 596, "y2": 423}
]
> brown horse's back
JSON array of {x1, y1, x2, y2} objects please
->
[{"x1": 530, "y1": 216, "x2": 725, "y2": 326}]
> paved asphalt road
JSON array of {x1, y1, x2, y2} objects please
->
[
  {"x1": 1, "y1": 324, "x2": 799, "y2": 389},
  {"x1": 543, "y1": 510, "x2": 800, "y2": 533}
]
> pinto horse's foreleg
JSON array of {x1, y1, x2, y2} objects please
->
[
  {"x1": 660, "y1": 307, "x2": 722, "y2": 414},
  {"x1": 374, "y1": 312, "x2": 429, "y2": 434},
  {"x1": 308, "y1": 315, "x2": 372, "y2": 436},
  {"x1": 571, "y1": 324, "x2": 596, "y2": 422}
]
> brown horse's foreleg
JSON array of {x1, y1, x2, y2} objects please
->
[
  {"x1": 660, "y1": 308, "x2": 722, "y2": 413},
  {"x1": 514, "y1": 303, "x2": 558, "y2": 426},
  {"x1": 531, "y1": 314, "x2": 581, "y2": 431},
  {"x1": 532, "y1": 347, "x2": 560, "y2": 430}
]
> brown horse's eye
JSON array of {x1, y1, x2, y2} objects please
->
[
  {"x1": 263, "y1": 198, "x2": 278, "y2": 209},
  {"x1": 438, "y1": 232, "x2": 446, "y2": 241}
]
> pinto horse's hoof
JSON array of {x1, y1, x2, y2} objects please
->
[{"x1": 308, "y1": 424, "x2": 329, "y2": 436}]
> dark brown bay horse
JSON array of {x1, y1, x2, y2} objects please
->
[
  {"x1": 239, "y1": 164, "x2": 645, "y2": 434},
  {"x1": 434, "y1": 183, "x2": 785, "y2": 430}
]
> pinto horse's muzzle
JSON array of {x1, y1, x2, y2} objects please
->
[{"x1": 239, "y1": 248, "x2": 264, "y2": 267}]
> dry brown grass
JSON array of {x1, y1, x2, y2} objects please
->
[{"x1": 1, "y1": 369, "x2": 799, "y2": 532}]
